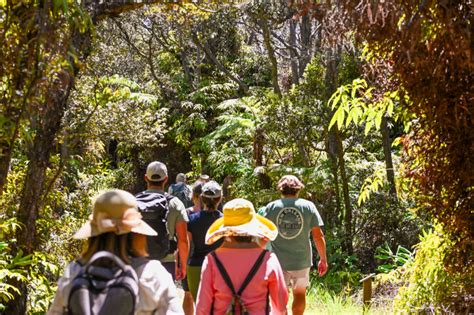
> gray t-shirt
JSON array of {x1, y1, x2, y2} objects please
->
[{"x1": 262, "y1": 198, "x2": 323, "y2": 271}]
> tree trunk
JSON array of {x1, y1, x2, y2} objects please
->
[
  {"x1": 192, "y1": 33, "x2": 248, "y2": 95},
  {"x1": 336, "y1": 128, "x2": 353, "y2": 254},
  {"x1": 5, "y1": 1, "x2": 166, "y2": 313},
  {"x1": 7, "y1": 68, "x2": 76, "y2": 315},
  {"x1": 180, "y1": 48, "x2": 193, "y2": 88},
  {"x1": 325, "y1": 45, "x2": 352, "y2": 252},
  {"x1": 289, "y1": 20, "x2": 299, "y2": 84},
  {"x1": 298, "y1": 15, "x2": 312, "y2": 76},
  {"x1": 131, "y1": 148, "x2": 144, "y2": 194},
  {"x1": 381, "y1": 116, "x2": 397, "y2": 196},
  {"x1": 260, "y1": 19, "x2": 281, "y2": 96},
  {"x1": 195, "y1": 45, "x2": 201, "y2": 88},
  {"x1": 253, "y1": 127, "x2": 265, "y2": 167},
  {"x1": 0, "y1": 106, "x2": 27, "y2": 195},
  {"x1": 327, "y1": 130, "x2": 342, "y2": 228}
]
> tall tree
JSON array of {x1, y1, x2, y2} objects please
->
[{"x1": 3, "y1": 1, "x2": 167, "y2": 313}]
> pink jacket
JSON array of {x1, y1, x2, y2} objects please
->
[{"x1": 196, "y1": 247, "x2": 288, "y2": 315}]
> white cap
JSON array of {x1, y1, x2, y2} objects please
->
[{"x1": 146, "y1": 161, "x2": 167, "y2": 181}]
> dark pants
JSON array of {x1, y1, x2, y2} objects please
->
[{"x1": 162, "y1": 261, "x2": 190, "y2": 291}]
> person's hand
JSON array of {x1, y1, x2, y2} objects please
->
[
  {"x1": 175, "y1": 263, "x2": 186, "y2": 280},
  {"x1": 318, "y1": 259, "x2": 328, "y2": 276}
]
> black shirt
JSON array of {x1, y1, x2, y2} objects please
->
[{"x1": 187, "y1": 210, "x2": 224, "y2": 266}]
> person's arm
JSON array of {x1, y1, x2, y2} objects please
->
[
  {"x1": 47, "y1": 286, "x2": 65, "y2": 315},
  {"x1": 312, "y1": 226, "x2": 328, "y2": 276},
  {"x1": 267, "y1": 253, "x2": 289, "y2": 314},
  {"x1": 175, "y1": 220, "x2": 189, "y2": 280},
  {"x1": 195, "y1": 255, "x2": 215, "y2": 315},
  {"x1": 47, "y1": 262, "x2": 79, "y2": 315},
  {"x1": 151, "y1": 262, "x2": 184, "y2": 315}
]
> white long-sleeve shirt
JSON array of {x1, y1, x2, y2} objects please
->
[{"x1": 47, "y1": 258, "x2": 184, "y2": 315}]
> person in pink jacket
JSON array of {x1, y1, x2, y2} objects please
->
[{"x1": 196, "y1": 198, "x2": 288, "y2": 315}]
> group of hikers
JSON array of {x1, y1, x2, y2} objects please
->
[{"x1": 47, "y1": 161, "x2": 328, "y2": 315}]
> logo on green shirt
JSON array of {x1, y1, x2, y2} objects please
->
[{"x1": 276, "y1": 207, "x2": 303, "y2": 239}]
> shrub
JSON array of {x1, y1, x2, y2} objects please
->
[{"x1": 394, "y1": 226, "x2": 473, "y2": 313}]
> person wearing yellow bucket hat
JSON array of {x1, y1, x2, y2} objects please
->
[
  {"x1": 261, "y1": 175, "x2": 328, "y2": 315},
  {"x1": 195, "y1": 198, "x2": 288, "y2": 315},
  {"x1": 47, "y1": 189, "x2": 183, "y2": 315}
]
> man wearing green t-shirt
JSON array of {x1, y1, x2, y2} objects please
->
[{"x1": 262, "y1": 175, "x2": 328, "y2": 315}]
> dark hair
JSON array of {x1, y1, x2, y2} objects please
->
[
  {"x1": 192, "y1": 181, "x2": 204, "y2": 198},
  {"x1": 80, "y1": 232, "x2": 148, "y2": 264},
  {"x1": 234, "y1": 236, "x2": 253, "y2": 243},
  {"x1": 148, "y1": 179, "x2": 166, "y2": 187},
  {"x1": 280, "y1": 186, "x2": 300, "y2": 196},
  {"x1": 202, "y1": 195, "x2": 221, "y2": 211}
]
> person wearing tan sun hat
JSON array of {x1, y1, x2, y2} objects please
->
[
  {"x1": 47, "y1": 189, "x2": 183, "y2": 315},
  {"x1": 261, "y1": 175, "x2": 328, "y2": 315},
  {"x1": 195, "y1": 198, "x2": 288, "y2": 315}
]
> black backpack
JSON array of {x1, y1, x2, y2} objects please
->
[
  {"x1": 135, "y1": 191, "x2": 175, "y2": 260},
  {"x1": 67, "y1": 251, "x2": 141, "y2": 315},
  {"x1": 211, "y1": 250, "x2": 270, "y2": 315},
  {"x1": 170, "y1": 183, "x2": 193, "y2": 208}
]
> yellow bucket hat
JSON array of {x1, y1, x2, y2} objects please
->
[
  {"x1": 74, "y1": 189, "x2": 157, "y2": 239},
  {"x1": 205, "y1": 198, "x2": 278, "y2": 245}
]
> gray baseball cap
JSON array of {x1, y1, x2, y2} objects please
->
[
  {"x1": 146, "y1": 161, "x2": 167, "y2": 181},
  {"x1": 176, "y1": 173, "x2": 186, "y2": 183},
  {"x1": 201, "y1": 181, "x2": 222, "y2": 198}
]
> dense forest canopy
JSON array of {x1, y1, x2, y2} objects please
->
[{"x1": 0, "y1": 0, "x2": 472, "y2": 314}]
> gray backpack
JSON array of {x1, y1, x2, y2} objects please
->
[
  {"x1": 66, "y1": 251, "x2": 141, "y2": 315},
  {"x1": 170, "y1": 183, "x2": 193, "y2": 208}
]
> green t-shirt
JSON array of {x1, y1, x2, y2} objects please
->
[
  {"x1": 262, "y1": 198, "x2": 323, "y2": 271},
  {"x1": 146, "y1": 189, "x2": 189, "y2": 263}
]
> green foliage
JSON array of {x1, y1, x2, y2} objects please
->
[
  {"x1": 311, "y1": 237, "x2": 362, "y2": 294},
  {"x1": 394, "y1": 227, "x2": 472, "y2": 313},
  {"x1": 357, "y1": 164, "x2": 386, "y2": 206},
  {"x1": 375, "y1": 243, "x2": 414, "y2": 273},
  {"x1": 0, "y1": 219, "x2": 31, "y2": 311},
  {"x1": 328, "y1": 78, "x2": 411, "y2": 134}
]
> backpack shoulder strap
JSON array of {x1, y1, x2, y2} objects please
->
[
  {"x1": 165, "y1": 193, "x2": 175, "y2": 202},
  {"x1": 211, "y1": 252, "x2": 236, "y2": 295},
  {"x1": 237, "y1": 249, "x2": 268, "y2": 295}
]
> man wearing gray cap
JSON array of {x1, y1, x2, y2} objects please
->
[{"x1": 135, "y1": 161, "x2": 189, "y2": 282}]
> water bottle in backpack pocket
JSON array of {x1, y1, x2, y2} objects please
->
[{"x1": 66, "y1": 251, "x2": 140, "y2": 315}]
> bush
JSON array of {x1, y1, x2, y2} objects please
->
[{"x1": 394, "y1": 226, "x2": 473, "y2": 313}]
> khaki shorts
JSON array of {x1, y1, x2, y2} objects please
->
[{"x1": 283, "y1": 268, "x2": 311, "y2": 290}]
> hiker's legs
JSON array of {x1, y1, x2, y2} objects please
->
[
  {"x1": 182, "y1": 275, "x2": 194, "y2": 315},
  {"x1": 183, "y1": 291, "x2": 194, "y2": 315},
  {"x1": 292, "y1": 287, "x2": 306, "y2": 315},
  {"x1": 283, "y1": 268, "x2": 310, "y2": 315},
  {"x1": 187, "y1": 265, "x2": 202, "y2": 300},
  {"x1": 162, "y1": 262, "x2": 176, "y2": 280}
]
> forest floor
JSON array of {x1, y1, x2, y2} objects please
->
[{"x1": 176, "y1": 287, "x2": 393, "y2": 314}]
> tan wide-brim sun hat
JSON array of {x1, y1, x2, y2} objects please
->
[
  {"x1": 205, "y1": 198, "x2": 278, "y2": 245},
  {"x1": 74, "y1": 189, "x2": 157, "y2": 239}
]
